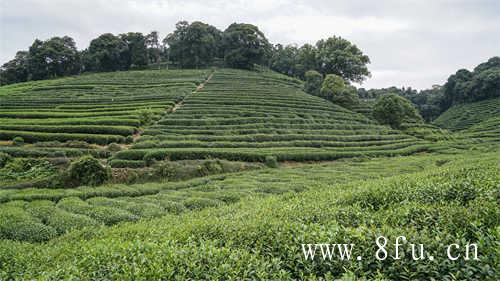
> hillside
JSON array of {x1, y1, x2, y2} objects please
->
[
  {"x1": 433, "y1": 97, "x2": 500, "y2": 131},
  {"x1": 0, "y1": 70, "x2": 209, "y2": 158},
  {"x1": 112, "y1": 69, "x2": 430, "y2": 167}
]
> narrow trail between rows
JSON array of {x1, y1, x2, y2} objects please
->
[{"x1": 129, "y1": 70, "x2": 216, "y2": 145}]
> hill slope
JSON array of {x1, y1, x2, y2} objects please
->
[
  {"x1": 0, "y1": 70, "x2": 209, "y2": 159},
  {"x1": 113, "y1": 69, "x2": 429, "y2": 166},
  {"x1": 433, "y1": 97, "x2": 500, "y2": 131}
]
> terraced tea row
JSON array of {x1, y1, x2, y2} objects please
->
[
  {"x1": 433, "y1": 97, "x2": 500, "y2": 131},
  {"x1": 0, "y1": 154, "x2": 443, "y2": 242},
  {"x1": 0, "y1": 70, "x2": 209, "y2": 159},
  {"x1": 113, "y1": 69, "x2": 429, "y2": 166}
]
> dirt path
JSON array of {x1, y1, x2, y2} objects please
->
[{"x1": 117, "y1": 70, "x2": 216, "y2": 149}]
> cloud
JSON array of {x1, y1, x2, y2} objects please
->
[{"x1": 0, "y1": 0, "x2": 498, "y2": 89}]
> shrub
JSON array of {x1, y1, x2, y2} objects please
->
[
  {"x1": 320, "y1": 74, "x2": 359, "y2": 108},
  {"x1": 62, "y1": 155, "x2": 111, "y2": 187},
  {"x1": 0, "y1": 206, "x2": 57, "y2": 242},
  {"x1": 12, "y1": 136, "x2": 24, "y2": 146},
  {"x1": 0, "y1": 152, "x2": 12, "y2": 168},
  {"x1": 183, "y1": 197, "x2": 221, "y2": 210},
  {"x1": 373, "y1": 94, "x2": 423, "y2": 129},
  {"x1": 107, "y1": 143, "x2": 122, "y2": 152},
  {"x1": 265, "y1": 155, "x2": 279, "y2": 168}
]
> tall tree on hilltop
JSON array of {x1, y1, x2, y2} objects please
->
[
  {"x1": 165, "y1": 21, "x2": 222, "y2": 68},
  {"x1": 120, "y1": 32, "x2": 148, "y2": 68},
  {"x1": 0, "y1": 51, "x2": 29, "y2": 85},
  {"x1": 222, "y1": 23, "x2": 271, "y2": 69},
  {"x1": 146, "y1": 31, "x2": 163, "y2": 65},
  {"x1": 315, "y1": 36, "x2": 371, "y2": 83},
  {"x1": 27, "y1": 36, "x2": 81, "y2": 80},
  {"x1": 84, "y1": 33, "x2": 129, "y2": 72}
]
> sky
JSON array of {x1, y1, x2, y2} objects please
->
[{"x1": 0, "y1": 0, "x2": 499, "y2": 89}]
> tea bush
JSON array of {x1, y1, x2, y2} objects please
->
[{"x1": 62, "y1": 155, "x2": 111, "y2": 187}]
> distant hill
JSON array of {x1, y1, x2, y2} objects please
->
[{"x1": 433, "y1": 97, "x2": 500, "y2": 131}]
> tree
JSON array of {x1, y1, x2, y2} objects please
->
[
  {"x1": 441, "y1": 57, "x2": 500, "y2": 111},
  {"x1": 27, "y1": 36, "x2": 81, "y2": 80},
  {"x1": 373, "y1": 94, "x2": 423, "y2": 129},
  {"x1": 146, "y1": 31, "x2": 163, "y2": 65},
  {"x1": 320, "y1": 74, "x2": 359, "y2": 109},
  {"x1": 120, "y1": 32, "x2": 148, "y2": 68},
  {"x1": 316, "y1": 36, "x2": 370, "y2": 83},
  {"x1": 295, "y1": 44, "x2": 318, "y2": 78},
  {"x1": 0, "y1": 51, "x2": 29, "y2": 85},
  {"x1": 304, "y1": 70, "x2": 323, "y2": 96},
  {"x1": 222, "y1": 23, "x2": 271, "y2": 69},
  {"x1": 269, "y1": 44, "x2": 300, "y2": 76},
  {"x1": 84, "y1": 33, "x2": 129, "y2": 72},
  {"x1": 165, "y1": 21, "x2": 222, "y2": 68}
]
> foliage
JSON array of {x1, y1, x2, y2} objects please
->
[
  {"x1": 62, "y1": 155, "x2": 110, "y2": 187},
  {"x1": 315, "y1": 36, "x2": 371, "y2": 83},
  {"x1": 304, "y1": 70, "x2": 323, "y2": 96},
  {"x1": 373, "y1": 94, "x2": 423, "y2": 129},
  {"x1": 0, "y1": 152, "x2": 12, "y2": 168},
  {"x1": 264, "y1": 155, "x2": 279, "y2": 168},
  {"x1": 120, "y1": 32, "x2": 148, "y2": 68},
  {"x1": 0, "y1": 151, "x2": 498, "y2": 279},
  {"x1": 441, "y1": 56, "x2": 500, "y2": 109},
  {"x1": 320, "y1": 74, "x2": 359, "y2": 108},
  {"x1": 27, "y1": 36, "x2": 81, "y2": 80},
  {"x1": 12, "y1": 136, "x2": 24, "y2": 146},
  {"x1": 107, "y1": 143, "x2": 122, "y2": 152},
  {"x1": 0, "y1": 51, "x2": 29, "y2": 85},
  {"x1": 222, "y1": 23, "x2": 271, "y2": 69},
  {"x1": 164, "y1": 21, "x2": 222, "y2": 68},
  {"x1": 433, "y1": 97, "x2": 500, "y2": 131},
  {"x1": 83, "y1": 33, "x2": 130, "y2": 72}
]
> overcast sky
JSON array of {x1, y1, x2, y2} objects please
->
[{"x1": 1, "y1": 0, "x2": 499, "y2": 89}]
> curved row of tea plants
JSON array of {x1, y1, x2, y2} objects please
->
[
  {"x1": 113, "y1": 69, "x2": 432, "y2": 166},
  {"x1": 0, "y1": 153, "x2": 447, "y2": 242},
  {"x1": 0, "y1": 69, "x2": 209, "y2": 148},
  {"x1": 1, "y1": 149, "x2": 498, "y2": 280}
]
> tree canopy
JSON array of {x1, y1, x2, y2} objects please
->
[
  {"x1": 442, "y1": 56, "x2": 500, "y2": 109},
  {"x1": 1, "y1": 20, "x2": 371, "y2": 86},
  {"x1": 373, "y1": 94, "x2": 423, "y2": 129},
  {"x1": 319, "y1": 74, "x2": 359, "y2": 109},
  {"x1": 83, "y1": 33, "x2": 129, "y2": 72},
  {"x1": 222, "y1": 23, "x2": 271, "y2": 69},
  {"x1": 315, "y1": 36, "x2": 370, "y2": 83},
  {"x1": 164, "y1": 21, "x2": 222, "y2": 68},
  {"x1": 27, "y1": 36, "x2": 81, "y2": 80}
]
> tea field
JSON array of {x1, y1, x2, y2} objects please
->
[
  {"x1": 0, "y1": 68, "x2": 498, "y2": 280},
  {"x1": 112, "y1": 69, "x2": 434, "y2": 167},
  {"x1": 0, "y1": 148, "x2": 498, "y2": 280}
]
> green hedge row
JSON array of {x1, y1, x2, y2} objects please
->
[
  {"x1": 0, "y1": 130, "x2": 126, "y2": 145},
  {"x1": 0, "y1": 125, "x2": 136, "y2": 136}
]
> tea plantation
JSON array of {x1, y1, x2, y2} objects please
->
[
  {"x1": 0, "y1": 149, "x2": 498, "y2": 280},
  {"x1": 112, "y1": 69, "x2": 433, "y2": 167},
  {"x1": 0, "y1": 68, "x2": 498, "y2": 280},
  {"x1": 0, "y1": 69, "x2": 209, "y2": 158}
]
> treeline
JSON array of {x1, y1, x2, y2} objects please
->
[
  {"x1": 0, "y1": 21, "x2": 370, "y2": 86},
  {"x1": 357, "y1": 57, "x2": 500, "y2": 121}
]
